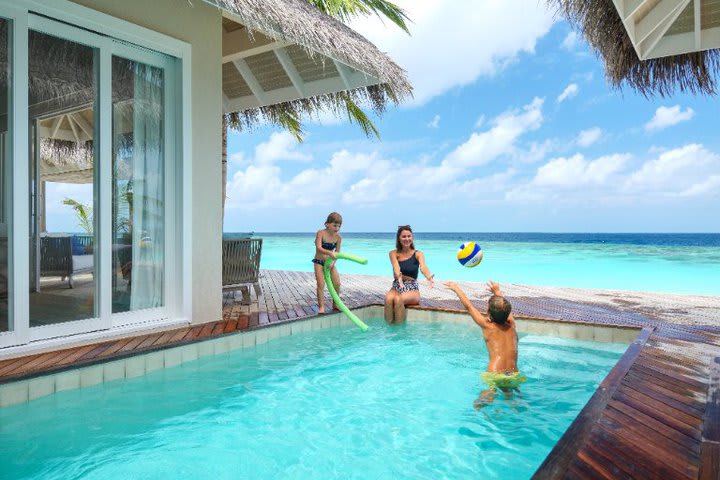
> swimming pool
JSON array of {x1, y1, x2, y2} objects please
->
[{"x1": 0, "y1": 314, "x2": 629, "y2": 479}]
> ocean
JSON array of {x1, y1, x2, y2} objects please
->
[{"x1": 224, "y1": 232, "x2": 720, "y2": 295}]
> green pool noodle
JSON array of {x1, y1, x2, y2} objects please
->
[{"x1": 324, "y1": 252, "x2": 369, "y2": 331}]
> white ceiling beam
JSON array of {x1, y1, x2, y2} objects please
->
[
  {"x1": 635, "y1": 0, "x2": 690, "y2": 45},
  {"x1": 223, "y1": 71, "x2": 379, "y2": 112},
  {"x1": 222, "y1": 26, "x2": 294, "y2": 63},
  {"x1": 613, "y1": 0, "x2": 647, "y2": 23},
  {"x1": 647, "y1": 25, "x2": 720, "y2": 58},
  {"x1": 333, "y1": 60, "x2": 353, "y2": 90},
  {"x1": 694, "y1": 0, "x2": 702, "y2": 50},
  {"x1": 66, "y1": 115, "x2": 81, "y2": 143},
  {"x1": 50, "y1": 116, "x2": 63, "y2": 138},
  {"x1": 70, "y1": 113, "x2": 94, "y2": 140},
  {"x1": 273, "y1": 47, "x2": 307, "y2": 97},
  {"x1": 38, "y1": 126, "x2": 76, "y2": 142},
  {"x1": 232, "y1": 58, "x2": 268, "y2": 105}
]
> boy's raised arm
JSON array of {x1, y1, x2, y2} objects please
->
[{"x1": 445, "y1": 282, "x2": 489, "y2": 328}]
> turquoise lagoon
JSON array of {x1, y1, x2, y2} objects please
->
[{"x1": 240, "y1": 232, "x2": 720, "y2": 295}]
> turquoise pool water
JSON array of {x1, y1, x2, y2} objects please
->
[
  {"x1": 250, "y1": 233, "x2": 720, "y2": 295},
  {"x1": 0, "y1": 321, "x2": 626, "y2": 479}
]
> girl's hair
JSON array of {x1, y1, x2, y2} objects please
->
[
  {"x1": 325, "y1": 212, "x2": 342, "y2": 225},
  {"x1": 396, "y1": 225, "x2": 415, "y2": 251}
]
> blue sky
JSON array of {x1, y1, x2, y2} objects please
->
[{"x1": 223, "y1": 0, "x2": 720, "y2": 233}]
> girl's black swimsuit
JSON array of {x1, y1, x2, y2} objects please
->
[{"x1": 313, "y1": 239, "x2": 338, "y2": 266}]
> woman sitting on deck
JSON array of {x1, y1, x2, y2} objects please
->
[{"x1": 384, "y1": 225, "x2": 434, "y2": 324}]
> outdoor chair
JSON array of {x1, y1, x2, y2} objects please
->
[
  {"x1": 39, "y1": 235, "x2": 94, "y2": 288},
  {"x1": 222, "y1": 238, "x2": 263, "y2": 305}
]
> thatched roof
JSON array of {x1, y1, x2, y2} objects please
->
[
  {"x1": 205, "y1": 0, "x2": 412, "y2": 127},
  {"x1": 548, "y1": 0, "x2": 720, "y2": 96}
]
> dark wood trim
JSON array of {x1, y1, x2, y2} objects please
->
[
  {"x1": 699, "y1": 356, "x2": 720, "y2": 480},
  {"x1": 532, "y1": 326, "x2": 654, "y2": 479}
]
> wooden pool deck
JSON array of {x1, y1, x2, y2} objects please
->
[{"x1": 1, "y1": 269, "x2": 719, "y2": 479}]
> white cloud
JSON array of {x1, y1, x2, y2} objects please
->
[
  {"x1": 441, "y1": 97, "x2": 544, "y2": 170},
  {"x1": 505, "y1": 153, "x2": 630, "y2": 202},
  {"x1": 427, "y1": 114, "x2": 440, "y2": 128},
  {"x1": 556, "y1": 83, "x2": 579, "y2": 103},
  {"x1": 351, "y1": 0, "x2": 555, "y2": 105},
  {"x1": 561, "y1": 31, "x2": 579, "y2": 50},
  {"x1": 625, "y1": 144, "x2": 719, "y2": 195},
  {"x1": 507, "y1": 143, "x2": 720, "y2": 203},
  {"x1": 254, "y1": 131, "x2": 312, "y2": 164},
  {"x1": 227, "y1": 98, "x2": 547, "y2": 210},
  {"x1": 679, "y1": 175, "x2": 720, "y2": 197},
  {"x1": 229, "y1": 152, "x2": 246, "y2": 167},
  {"x1": 576, "y1": 127, "x2": 602, "y2": 147},
  {"x1": 533, "y1": 153, "x2": 629, "y2": 187},
  {"x1": 475, "y1": 114, "x2": 486, "y2": 129},
  {"x1": 644, "y1": 105, "x2": 695, "y2": 132}
]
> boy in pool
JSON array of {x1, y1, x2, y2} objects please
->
[{"x1": 445, "y1": 280, "x2": 526, "y2": 409}]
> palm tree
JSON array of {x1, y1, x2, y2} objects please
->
[
  {"x1": 222, "y1": 0, "x2": 410, "y2": 219},
  {"x1": 63, "y1": 198, "x2": 93, "y2": 234}
]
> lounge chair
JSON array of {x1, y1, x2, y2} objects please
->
[{"x1": 222, "y1": 238, "x2": 262, "y2": 304}]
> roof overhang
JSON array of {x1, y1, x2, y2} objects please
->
[
  {"x1": 219, "y1": 14, "x2": 380, "y2": 113},
  {"x1": 203, "y1": 0, "x2": 411, "y2": 114},
  {"x1": 612, "y1": 0, "x2": 720, "y2": 60}
]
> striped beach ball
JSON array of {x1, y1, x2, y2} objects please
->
[{"x1": 457, "y1": 242, "x2": 483, "y2": 268}]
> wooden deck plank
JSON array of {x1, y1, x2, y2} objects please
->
[
  {"x1": 606, "y1": 399, "x2": 701, "y2": 447},
  {"x1": 594, "y1": 421, "x2": 697, "y2": 479},
  {"x1": 622, "y1": 372, "x2": 706, "y2": 415},
  {"x1": 600, "y1": 406, "x2": 699, "y2": 465}
]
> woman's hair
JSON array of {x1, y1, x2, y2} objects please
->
[
  {"x1": 325, "y1": 212, "x2": 342, "y2": 225},
  {"x1": 396, "y1": 225, "x2": 415, "y2": 251}
]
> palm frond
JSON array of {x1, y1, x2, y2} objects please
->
[
  {"x1": 343, "y1": 94, "x2": 379, "y2": 138},
  {"x1": 309, "y1": 0, "x2": 410, "y2": 33}
]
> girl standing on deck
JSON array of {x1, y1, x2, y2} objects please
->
[
  {"x1": 385, "y1": 225, "x2": 434, "y2": 324},
  {"x1": 312, "y1": 212, "x2": 343, "y2": 313}
]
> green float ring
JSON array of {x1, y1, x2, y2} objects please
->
[{"x1": 324, "y1": 252, "x2": 369, "y2": 331}]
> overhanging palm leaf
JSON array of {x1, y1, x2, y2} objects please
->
[
  {"x1": 63, "y1": 198, "x2": 93, "y2": 234},
  {"x1": 310, "y1": 0, "x2": 410, "y2": 33}
]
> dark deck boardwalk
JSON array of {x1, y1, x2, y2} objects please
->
[{"x1": 0, "y1": 269, "x2": 719, "y2": 479}]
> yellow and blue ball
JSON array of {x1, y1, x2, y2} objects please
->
[{"x1": 457, "y1": 242, "x2": 483, "y2": 268}]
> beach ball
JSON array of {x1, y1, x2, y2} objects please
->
[{"x1": 457, "y1": 242, "x2": 483, "y2": 268}]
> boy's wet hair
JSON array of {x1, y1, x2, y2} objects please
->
[
  {"x1": 396, "y1": 225, "x2": 415, "y2": 251},
  {"x1": 325, "y1": 212, "x2": 342, "y2": 225},
  {"x1": 488, "y1": 295, "x2": 512, "y2": 325}
]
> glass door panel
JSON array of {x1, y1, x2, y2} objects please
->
[
  {"x1": 28, "y1": 30, "x2": 97, "y2": 327},
  {"x1": 0, "y1": 18, "x2": 10, "y2": 334},
  {"x1": 111, "y1": 56, "x2": 165, "y2": 313}
]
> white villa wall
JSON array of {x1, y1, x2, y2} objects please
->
[{"x1": 71, "y1": 0, "x2": 223, "y2": 325}]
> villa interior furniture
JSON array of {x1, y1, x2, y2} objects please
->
[
  {"x1": 222, "y1": 238, "x2": 263, "y2": 305},
  {"x1": 39, "y1": 235, "x2": 94, "y2": 288}
]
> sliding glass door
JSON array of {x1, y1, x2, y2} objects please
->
[
  {"x1": 28, "y1": 30, "x2": 98, "y2": 329},
  {"x1": 0, "y1": 12, "x2": 178, "y2": 344},
  {"x1": 111, "y1": 55, "x2": 166, "y2": 314}
]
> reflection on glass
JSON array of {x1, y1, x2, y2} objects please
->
[
  {"x1": 0, "y1": 19, "x2": 10, "y2": 333},
  {"x1": 112, "y1": 57, "x2": 164, "y2": 313},
  {"x1": 29, "y1": 31, "x2": 97, "y2": 327}
]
